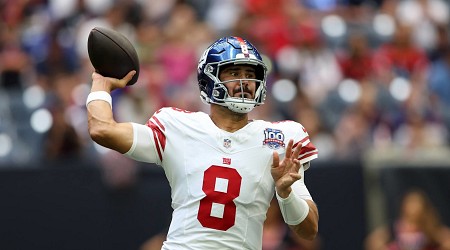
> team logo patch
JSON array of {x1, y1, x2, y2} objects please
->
[
  {"x1": 223, "y1": 158, "x2": 231, "y2": 165},
  {"x1": 263, "y1": 128, "x2": 285, "y2": 149},
  {"x1": 223, "y1": 138, "x2": 231, "y2": 149}
]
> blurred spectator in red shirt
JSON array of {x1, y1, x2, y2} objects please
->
[
  {"x1": 337, "y1": 32, "x2": 375, "y2": 81},
  {"x1": 373, "y1": 23, "x2": 429, "y2": 83}
]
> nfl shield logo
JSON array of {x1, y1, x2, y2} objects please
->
[{"x1": 223, "y1": 138, "x2": 231, "y2": 148}]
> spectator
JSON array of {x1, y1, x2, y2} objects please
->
[
  {"x1": 365, "y1": 189, "x2": 450, "y2": 250},
  {"x1": 428, "y1": 45, "x2": 450, "y2": 133},
  {"x1": 337, "y1": 32, "x2": 375, "y2": 81},
  {"x1": 373, "y1": 23, "x2": 429, "y2": 83}
]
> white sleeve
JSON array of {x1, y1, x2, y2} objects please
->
[
  {"x1": 123, "y1": 122, "x2": 162, "y2": 165},
  {"x1": 291, "y1": 164, "x2": 313, "y2": 201}
]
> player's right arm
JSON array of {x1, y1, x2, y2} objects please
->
[{"x1": 87, "y1": 71, "x2": 136, "y2": 154}]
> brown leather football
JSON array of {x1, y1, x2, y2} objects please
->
[{"x1": 87, "y1": 27, "x2": 139, "y2": 85}]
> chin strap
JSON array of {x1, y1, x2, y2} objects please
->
[{"x1": 226, "y1": 101, "x2": 255, "y2": 113}]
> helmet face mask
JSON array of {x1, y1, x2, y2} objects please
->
[{"x1": 197, "y1": 37, "x2": 268, "y2": 113}]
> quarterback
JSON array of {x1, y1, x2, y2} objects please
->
[{"x1": 86, "y1": 36, "x2": 319, "y2": 249}]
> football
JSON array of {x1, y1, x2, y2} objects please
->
[{"x1": 87, "y1": 27, "x2": 139, "y2": 85}]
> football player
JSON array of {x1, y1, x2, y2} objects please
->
[{"x1": 86, "y1": 36, "x2": 319, "y2": 249}]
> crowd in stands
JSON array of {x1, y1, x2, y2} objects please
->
[
  {"x1": 2, "y1": 1, "x2": 450, "y2": 250},
  {"x1": 1, "y1": 0, "x2": 449, "y2": 165}
]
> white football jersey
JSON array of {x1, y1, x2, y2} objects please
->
[{"x1": 125, "y1": 107, "x2": 318, "y2": 250}]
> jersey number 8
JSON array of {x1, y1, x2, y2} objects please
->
[{"x1": 197, "y1": 165, "x2": 242, "y2": 231}]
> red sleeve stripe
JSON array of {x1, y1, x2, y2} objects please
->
[
  {"x1": 297, "y1": 141, "x2": 317, "y2": 160},
  {"x1": 299, "y1": 148, "x2": 318, "y2": 158},
  {"x1": 293, "y1": 136, "x2": 310, "y2": 148},
  {"x1": 152, "y1": 116, "x2": 165, "y2": 131},
  {"x1": 292, "y1": 136, "x2": 315, "y2": 151},
  {"x1": 299, "y1": 151, "x2": 318, "y2": 161},
  {"x1": 146, "y1": 119, "x2": 166, "y2": 162},
  {"x1": 147, "y1": 121, "x2": 162, "y2": 162},
  {"x1": 299, "y1": 136, "x2": 310, "y2": 144}
]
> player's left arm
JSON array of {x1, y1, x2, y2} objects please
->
[
  {"x1": 288, "y1": 178, "x2": 319, "y2": 240},
  {"x1": 271, "y1": 138, "x2": 319, "y2": 240},
  {"x1": 289, "y1": 204, "x2": 319, "y2": 240}
]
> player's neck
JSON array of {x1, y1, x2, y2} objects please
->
[{"x1": 209, "y1": 105, "x2": 249, "y2": 133}]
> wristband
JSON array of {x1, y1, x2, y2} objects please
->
[
  {"x1": 276, "y1": 190, "x2": 310, "y2": 225},
  {"x1": 86, "y1": 91, "x2": 112, "y2": 108}
]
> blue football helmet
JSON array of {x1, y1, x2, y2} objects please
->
[{"x1": 197, "y1": 36, "x2": 268, "y2": 113}]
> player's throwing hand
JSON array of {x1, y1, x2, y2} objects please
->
[
  {"x1": 271, "y1": 139, "x2": 302, "y2": 198},
  {"x1": 91, "y1": 70, "x2": 136, "y2": 92}
]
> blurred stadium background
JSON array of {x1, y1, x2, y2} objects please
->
[{"x1": 1, "y1": 0, "x2": 450, "y2": 249}]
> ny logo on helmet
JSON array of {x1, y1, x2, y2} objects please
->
[{"x1": 197, "y1": 46, "x2": 210, "y2": 73}]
